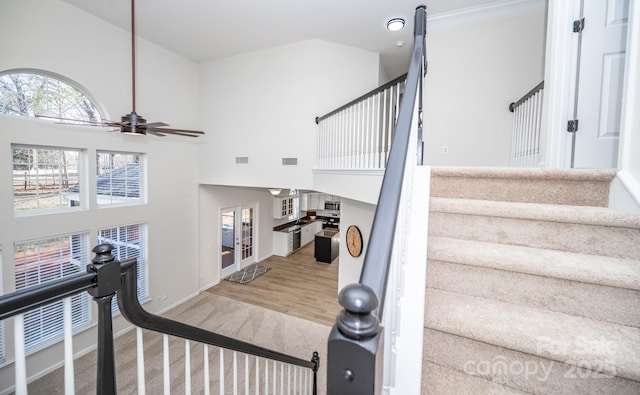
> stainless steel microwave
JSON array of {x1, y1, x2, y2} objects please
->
[{"x1": 324, "y1": 201, "x2": 340, "y2": 210}]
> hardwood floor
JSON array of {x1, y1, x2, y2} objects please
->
[{"x1": 206, "y1": 241, "x2": 341, "y2": 327}]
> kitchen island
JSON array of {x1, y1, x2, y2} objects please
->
[{"x1": 314, "y1": 229, "x2": 339, "y2": 263}]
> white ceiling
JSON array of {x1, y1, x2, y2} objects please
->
[{"x1": 61, "y1": 0, "x2": 502, "y2": 78}]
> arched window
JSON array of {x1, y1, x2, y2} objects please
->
[{"x1": 0, "y1": 69, "x2": 105, "y2": 122}]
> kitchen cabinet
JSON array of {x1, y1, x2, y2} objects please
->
[
  {"x1": 306, "y1": 193, "x2": 340, "y2": 210},
  {"x1": 301, "y1": 221, "x2": 322, "y2": 246},
  {"x1": 273, "y1": 231, "x2": 293, "y2": 257},
  {"x1": 273, "y1": 197, "x2": 296, "y2": 219}
]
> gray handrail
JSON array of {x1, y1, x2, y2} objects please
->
[
  {"x1": 509, "y1": 80, "x2": 544, "y2": 112},
  {"x1": 315, "y1": 73, "x2": 408, "y2": 124},
  {"x1": 327, "y1": 5, "x2": 427, "y2": 394}
]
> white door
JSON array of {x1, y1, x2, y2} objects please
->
[
  {"x1": 220, "y1": 204, "x2": 257, "y2": 278},
  {"x1": 574, "y1": 0, "x2": 630, "y2": 168}
]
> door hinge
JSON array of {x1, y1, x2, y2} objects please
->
[
  {"x1": 567, "y1": 119, "x2": 579, "y2": 133},
  {"x1": 573, "y1": 18, "x2": 585, "y2": 33}
]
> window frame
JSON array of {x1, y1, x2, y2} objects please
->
[
  {"x1": 0, "y1": 68, "x2": 107, "y2": 123},
  {"x1": 96, "y1": 151, "x2": 145, "y2": 207},
  {"x1": 11, "y1": 144, "x2": 85, "y2": 216}
]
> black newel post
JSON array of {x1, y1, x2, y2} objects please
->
[
  {"x1": 87, "y1": 243, "x2": 122, "y2": 395},
  {"x1": 327, "y1": 284, "x2": 384, "y2": 395},
  {"x1": 311, "y1": 351, "x2": 320, "y2": 395}
]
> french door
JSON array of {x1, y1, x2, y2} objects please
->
[{"x1": 220, "y1": 204, "x2": 256, "y2": 279}]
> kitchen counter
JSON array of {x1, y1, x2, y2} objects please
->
[
  {"x1": 273, "y1": 217, "x2": 318, "y2": 232},
  {"x1": 315, "y1": 228, "x2": 339, "y2": 238}
]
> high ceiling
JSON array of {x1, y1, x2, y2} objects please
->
[{"x1": 62, "y1": 0, "x2": 504, "y2": 77}]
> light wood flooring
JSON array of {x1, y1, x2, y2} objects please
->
[{"x1": 206, "y1": 242, "x2": 341, "y2": 327}]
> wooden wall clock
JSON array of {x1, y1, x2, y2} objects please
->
[{"x1": 346, "y1": 225, "x2": 364, "y2": 257}]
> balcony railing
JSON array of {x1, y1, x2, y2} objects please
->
[
  {"x1": 509, "y1": 81, "x2": 544, "y2": 167},
  {"x1": 315, "y1": 75, "x2": 407, "y2": 170},
  {"x1": 0, "y1": 243, "x2": 319, "y2": 394}
]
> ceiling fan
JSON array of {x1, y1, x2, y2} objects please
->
[{"x1": 42, "y1": 0, "x2": 205, "y2": 138}]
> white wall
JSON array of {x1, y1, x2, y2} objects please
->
[
  {"x1": 198, "y1": 186, "x2": 277, "y2": 290},
  {"x1": 423, "y1": 10, "x2": 546, "y2": 166},
  {"x1": 0, "y1": 0, "x2": 201, "y2": 389},
  {"x1": 197, "y1": 39, "x2": 380, "y2": 190},
  {"x1": 337, "y1": 198, "x2": 376, "y2": 292}
]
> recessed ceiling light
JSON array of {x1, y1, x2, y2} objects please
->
[{"x1": 387, "y1": 18, "x2": 405, "y2": 32}]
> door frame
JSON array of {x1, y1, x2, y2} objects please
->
[{"x1": 219, "y1": 202, "x2": 258, "y2": 279}]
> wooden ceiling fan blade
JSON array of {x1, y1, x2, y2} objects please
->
[
  {"x1": 144, "y1": 122, "x2": 169, "y2": 128},
  {"x1": 152, "y1": 127, "x2": 204, "y2": 135},
  {"x1": 35, "y1": 115, "x2": 120, "y2": 126},
  {"x1": 147, "y1": 127, "x2": 203, "y2": 137},
  {"x1": 146, "y1": 130, "x2": 167, "y2": 137}
]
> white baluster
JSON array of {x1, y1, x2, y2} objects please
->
[
  {"x1": 63, "y1": 298, "x2": 75, "y2": 395},
  {"x1": 136, "y1": 327, "x2": 145, "y2": 395},
  {"x1": 204, "y1": 345, "x2": 210, "y2": 395},
  {"x1": 245, "y1": 354, "x2": 249, "y2": 395},
  {"x1": 220, "y1": 348, "x2": 225, "y2": 394},
  {"x1": 185, "y1": 340, "x2": 191, "y2": 394},
  {"x1": 163, "y1": 334, "x2": 170, "y2": 395},
  {"x1": 233, "y1": 351, "x2": 238, "y2": 395},
  {"x1": 287, "y1": 364, "x2": 291, "y2": 395},
  {"x1": 14, "y1": 314, "x2": 27, "y2": 395}
]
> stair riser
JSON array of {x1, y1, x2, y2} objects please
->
[
  {"x1": 423, "y1": 329, "x2": 640, "y2": 395},
  {"x1": 431, "y1": 176, "x2": 610, "y2": 207},
  {"x1": 427, "y1": 260, "x2": 640, "y2": 328},
  {"x1": 429, "y1": 212, "x2": 640, "y2": 259}
]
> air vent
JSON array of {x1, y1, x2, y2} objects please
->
[
  {"x1": 235, "y1": 156, "x2": 249, "y2": 164},
  {"x1": 282, "y1": 157, "x2": 298, "y2": 166}
]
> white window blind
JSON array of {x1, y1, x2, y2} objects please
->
[
  {"x1": 13, "y1": 234, "x2": 90, "y2": 352},
  {"x1": 98, "y1": 224, "x2": 148, "y2": 314},
  {"x1": 0, "y1": 247, "x2": 4, "y2": 363},
  {"x1": 12, "y1": 145, "x2": 81, "y2": 214},
  {"x1": 96, "y1": 151, "x2": 142, "y2": 206}
]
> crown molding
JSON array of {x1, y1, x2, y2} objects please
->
[{"x1": 427, "y1": 0, "x2": 546, "y2": 30}]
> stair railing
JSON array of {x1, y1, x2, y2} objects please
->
[
  {"x1": 0, "y1": 243, "x2": 319, "y2": 394},
  {"x1": 509, "y1": 81, "x2": 544, "y2": 167},
  {"x1": 326, "y1": 5, "x2": 427, "y2": 394},
  {"x1": 315, "y1": 74, "x2": 407, "y2": 170}
]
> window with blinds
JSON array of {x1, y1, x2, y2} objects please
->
[
  {"x1": 12, "y1": 145, "x2": 82, "y2": 214},
  {"x1": 13, "y1": 234, "x2": 91, "y2": 352},
  {"x1": 0, "y1": 247, "x2": 4, "y2": 363},
  {"x1": 98, "y1": 223, "x2": 148, "y2": 314},
  {"x1": 96, "y1": 151, "x2": 143, "y2": 206}
]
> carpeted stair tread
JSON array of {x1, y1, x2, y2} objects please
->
[
  {"x1": 425, "y1": 288, "x2": 640, "y2": 382},
  {"x1": 430, "y1": 167, "x2": 616, "y2": 206},
  {"x1": 430, "y1": 197, "x2": 640, "y2": 228},
  {"x1": 428, "y1": 237, "x2": 640, "y2": 291},
  {"x1": 422, "y1": 360, "x2": 532, "y2": 394},
  {"x1": 431, "y1": 166, "x2": 617, "y2": 181},
  {"x1": 423, "y1": 328, "x2": 640, "y2": 394}
]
